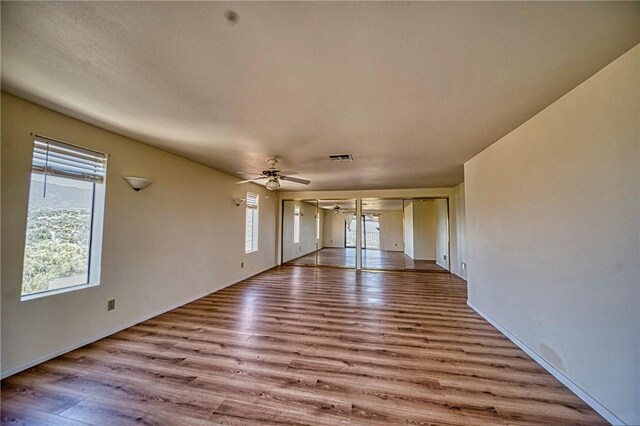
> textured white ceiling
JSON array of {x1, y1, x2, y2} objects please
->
[{"x1": 2, "y1": 2, "x2": 639, "y2": 190}]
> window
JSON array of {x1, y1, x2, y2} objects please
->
[
  {"x1": 245, "y1": 192, "x2": 259, "y2": 253},
  {"x1": 293, "y1": 205, "x2": 300, "y2": 243},
  {"x1": 21, "y1": 136, "x2": 107, "y2": 298}
]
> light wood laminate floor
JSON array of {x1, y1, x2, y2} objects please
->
[{"x1": 1, "y1": 267, "x2": 605, "y2": 425}]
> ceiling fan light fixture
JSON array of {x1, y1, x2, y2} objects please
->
[
  {"x1": 265, "y1": 178, "x2": 280, "y2": 191},
  {"x1": 237, "y1": 158, "x2": 309, "y2": 188}
]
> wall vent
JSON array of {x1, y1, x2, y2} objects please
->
[{"x1": 329, "y1": 154, "x2": 353, "y2": 162}]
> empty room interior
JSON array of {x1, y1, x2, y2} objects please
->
[{"x1": 1, "y1": 2, "x2": 639, "y2": 425}]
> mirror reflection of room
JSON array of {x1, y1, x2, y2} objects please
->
[
  {"x1": 361, "y1": 199, "x2": 405, "y2": 270},
  {"x1": 282, "y1": 200, "x2": 319, "y2": 266},
  {"x1": 316, "y1": 199, "x2": 357, "y2": 268},
  {"x1": 402, "y1": 198, "x2": 450, "y2": 272}
]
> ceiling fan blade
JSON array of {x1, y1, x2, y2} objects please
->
[
  {"x1": 237, "y1": 171, "x2": 263, "y2": 176},
  {"x1": 280, "y1": 175, "x2": 310, "y2": 185},
  {"x1": 236, "y1": 177, "x2": 267, "y2": 184},
  {"x1": 277, "y1": 170, "x2": 298, "y2": 176}
]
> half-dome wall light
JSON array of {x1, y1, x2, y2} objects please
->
[{"x1": 123, "y1": 176, "x2": 153, "y2": 191}]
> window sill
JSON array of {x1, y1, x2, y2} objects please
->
[{"x1": 21, "y1": 282, "x2": 99, "y2": 302}]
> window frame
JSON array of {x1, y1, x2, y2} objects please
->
[
  {"x1": 245, "y1": 192, "x2": 259, "y2": 253},
  {"x1": 21, "y1": 136, "x2": 107, "y2": 301},
  {"x1": 293, "y1": 205, "x2": 300, "y2": 244}
]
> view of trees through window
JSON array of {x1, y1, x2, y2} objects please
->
[{"x1": 22, "y1": 174, "x2": 94, "y2": 295}]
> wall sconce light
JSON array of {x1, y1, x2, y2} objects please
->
[
  {"x1": 233, "y1": 198, "x2": 246, "y2": 207},
  {"x1": 123, "y1": 176, "x2": 153, "y2": 191}
]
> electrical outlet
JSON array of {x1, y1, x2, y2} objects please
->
[
  {"x1": 241, "y1": 262, "x2": 244, "y2": 268},
  {"x1": 107, "y1": 299, "x2": 116, "y2": 311},
  {"x1": 443, "y1": 254, "x2": 447, "y2": 260},
  {"x1": 462, "y1": 262, "x2": 467, "y2": 270}
]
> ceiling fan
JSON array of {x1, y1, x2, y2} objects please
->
[
  {"x1": 332, "y1": 203, "x2": 342, "y2": 214},
  {"x1": 236, "y1": 159, "x2": 310, "y2": 190}
]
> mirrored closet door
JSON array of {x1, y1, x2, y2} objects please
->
[
  {"x1": 316, "y1": 199, "x2": 357, "y2": 268},
  {"x1": 361, "y1": 199, "x2": 405, "y2": 270},
  {"x1": 402, "y1": 198, "x2": 450, "y2": 272},
  {"x1": 282, "y1": 199, "x2": 319, "y2": 266}
]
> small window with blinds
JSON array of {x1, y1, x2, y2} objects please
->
[
  {"x1": 293, "y1": 205, "x2": 300, "y2": 244},
  {"x1": 21, "y1": 136, "x2": 108, "y2": 299},
  {"x1": 245, "y1": 192, "x2": 259, "y2": 253}
]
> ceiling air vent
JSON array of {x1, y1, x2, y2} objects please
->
[{"x1": 328, "y1": 154, "x2": 353, "y2": 162}]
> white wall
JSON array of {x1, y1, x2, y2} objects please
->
[
  {"x1": 0, "y1": 93, "x2": 278, "y2": 377},
  {"x1": 323, "y1": 211, "x2": 346, "y2": 248},
  {"x1": 281, "y1": 200, "x2": 318, "y2": 262},
  {"x1": 465, "y1": 45, "x2": 639, "y2": 425},
  {"x1": 435, "y1": 199, "x2": 449, "y2": 269},
  {"x1": 379, "y1": 211, "x2": 403, "y2": 252},
  {"x1": 403, "y1": 202, "x2": 414, "y2": 258},
  {"x1": 450, "y1": 183, "x2": 467, "y2": 280}
]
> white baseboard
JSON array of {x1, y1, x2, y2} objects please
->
[
  {"x1": 1, "y1": 265, "x2": 276, "y2": 380},
  {"x1": 467, "y1": 301, "x2": 623, "y2": 426}
]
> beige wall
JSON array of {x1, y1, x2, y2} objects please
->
[
  {"x1": 379, "y1": 211, "x2": 403, "y2": 252},
  {"x1": 465, "y1": 45, "x2": 639, "y2": 424},
  {"x1": 1, "y1": 94, "x2": 278, "y2": 377}
]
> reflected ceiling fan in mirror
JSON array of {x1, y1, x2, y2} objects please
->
[{"x1": 236, "y1": 158, "x2": 311, "y2": 190}]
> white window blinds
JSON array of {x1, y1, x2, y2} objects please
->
[
  {"x1": 246, "y1": 192, "x2": 259, "y2": 209},
  {"x1": 32, "y1": 136, "x2": 107, "y2": 184},
  {"x1": 293, "y1": 205, "x2": 300, "y2": 243},
  {"x1": 245, "y1": 192, "x2": 259, "y2": 253}
]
